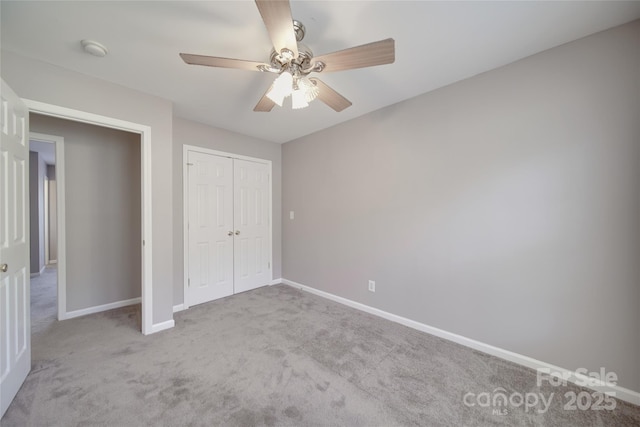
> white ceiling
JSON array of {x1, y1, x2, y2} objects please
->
[{"x1": 2, "y1": 1, "x2": 639, "y2": 143}]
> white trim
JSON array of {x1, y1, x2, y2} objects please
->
[
  {"x1": 173, "y1": 304, "x2": 185, "y2": 313},
  {"x1": 282, "y1": 278, "x2": 640, "y2": 406},
  {"x1": 182, "y1": 146, "x2": 190, "y2": 310},
  {"x1": 63, "y1": 297, "x2": 141, "y2": 320},
  {"x1": 29, "y1": 132, "x2": 66, "y2": 322},
  {"x1": 44, "y1": 175, "x2": 49, "y2": 265},
  {"x1": 268, "y1": 168, "x2": 273, "y2": 291},
  {"x1": 150, "y1": 319, "x2": 175, "y2": 334},
  {"x1": 270, "y1": 278, "x2": 282, "y2": 285},
  {"x1": 182, "y1": 144, "x2": 273, "y2": 311},
  {"x1": 47, "y1": 260, "x2": 57, "y2": 265},
  {"x1": 140, "y1": 125, "x2": 153, "y2": 335},
  {"x1": 24, "y1": 100, "x2": 156, "y2": 335},
  {"x1": 183, "y1": 145, "x2": 273, "y2": 165}
]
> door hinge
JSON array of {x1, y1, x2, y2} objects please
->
[
  {"x1": 268, "y1": 262, "x2": 271, "y2": 269},
  {"x1": 186, "y1": 162, "x2": 194, "y2": 166},
  {"x1": 188, "y1": 278, "x2": 190, "y2": 287}
]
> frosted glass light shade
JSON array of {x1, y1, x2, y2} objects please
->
[
  {"x1": 291, "y1": 88, "x2": 309, "y2": 109},
  {"x1": 299, "y1": 77, "x2": 319, "y2": 102},
  {"x1": 266, "y1": 71, "x2": 293, "y2": 106}
]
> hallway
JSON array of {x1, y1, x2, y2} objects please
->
[{"x1": 31, "y1": 266, "x2": 57, "y2": 334}]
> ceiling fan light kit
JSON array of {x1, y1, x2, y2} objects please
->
[
  {"x1": 180, "y1": 0, "x2": 395, "y2": 112},
  {"x1": 265, "y1": 67, "x2": 319, "y2": 108}
]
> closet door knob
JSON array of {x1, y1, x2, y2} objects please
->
[
  {"x1": 227, "y1": 231, "x2": 233, "y2": 236},
  {"x1": 1, "y1": 264, "x2": 7, "y2": 273},
  {"x1": 235, "y1": 230, "x2": 240, "y2": 235}
]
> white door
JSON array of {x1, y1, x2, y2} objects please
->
[
  {"x1": 186, "y1": 151, "x2": 234, "y2": 306},
  {"x1": 0, "y1": 79, "x2": 30, "y2": 417},
  {"x1": 233, "y1": 159, "x2": 271, "y2": 293}
]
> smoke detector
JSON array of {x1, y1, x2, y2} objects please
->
[{"x1": 81, "y1": 39, "x2": 108, "y2": 57}]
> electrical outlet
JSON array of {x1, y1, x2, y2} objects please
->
[{"x1": 368, "y1": 280, "x2": 375, "y2": 292}]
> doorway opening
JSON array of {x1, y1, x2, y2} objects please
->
[
  {"x1": 24, "y1": 99, "x2": 154, "y2": 335},
  {"x1": 29, "y1": 114, "x2": 142, "y2": 331},
  {"x1": 28, "y1": 134, "x2": 59, "y2": 333}
]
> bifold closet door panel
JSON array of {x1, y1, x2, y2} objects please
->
[
  {"x1": 186, "y1": 152, "x2": 234, "y2": 306},
  {"x1": 233, "y1": 159, "x2": 271, "y2": 293}
]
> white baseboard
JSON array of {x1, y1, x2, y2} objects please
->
[
  {"x1": 48, "y1": 260, "x2": 58, "y2": 265},
  {"x1": 282, "y1": 278, "x2": 640, "y2": 406},
  {"x1": 174, "y1": 279, "x2": 281, "y2": 312},
  {"x1": 63, "y1": 297, "x2": 141, "y2": 320},
  {"x1": 30, "y1": 265, "x2": 47, "y2": 278},
  {"x1": 150, "y1": 319, "x2": 175, "y2": 334}
]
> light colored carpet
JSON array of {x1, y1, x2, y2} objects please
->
[
  {"x1": 30, "y1": 266, "x2": 58, "y2": 335},
  {"x1": 2, "y1": 281, "x2": 639, "y2": 426}
]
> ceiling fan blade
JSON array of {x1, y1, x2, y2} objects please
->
[
  {"x1": 254, "y1": 84, "x2": 276, "y2": 112},
  {"x1": 309, "y1": 78, "x2": 352, "y2": 112},
  {"x1": 255, "y1": 0, "x2": 298, "y2": 58},
  {"x1": 180, "y1": 53, "x2": 268, "y2": 71},
  {"x1": 313, "y1": 38, "x2": 395, "y2": 73}
]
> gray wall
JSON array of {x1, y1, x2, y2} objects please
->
[
  {"x1": 282, "y1": 21, "x2": 640, "y2": 391},
  {"x1": 1, "y1": 50, "x2": 174, "y2": 324},
  {"x1": 28, "y1": 151, "x2": 45, "y2": 274},
  {"x1": 31, "y1": 114, "x2": 141, "y2": 312},
  {"x1": 172, "y1": 117, "x2": 282, "y2": 306}
]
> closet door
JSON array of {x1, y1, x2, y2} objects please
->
[
  {"x1": 233, "y1": 159, "x2": 271, "y2": 293},
  {"x1": 186, "y1": 152, "x2": 234, "y2": 306}
]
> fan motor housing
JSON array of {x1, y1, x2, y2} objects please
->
[
  {"x1": 270, "y1": 43, "x2": 314, "y2": 69},
  {"x1": 293, "y1": 20, "x2": 306, "y2": 42}
]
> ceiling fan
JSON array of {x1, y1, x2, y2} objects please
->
[{"x1": 180, "y1": 0, "x2": 395, "y2": 112}]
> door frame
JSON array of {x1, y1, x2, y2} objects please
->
[
  {"x1": 182, "y1": 144, "x2": 272, "y2": 311},
  {"x1": 29, "y1": 132, "x2": 65, "y2": 320},
  {"x1": 25, "y1": 99, "x2": 154, "y2": 335}
]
